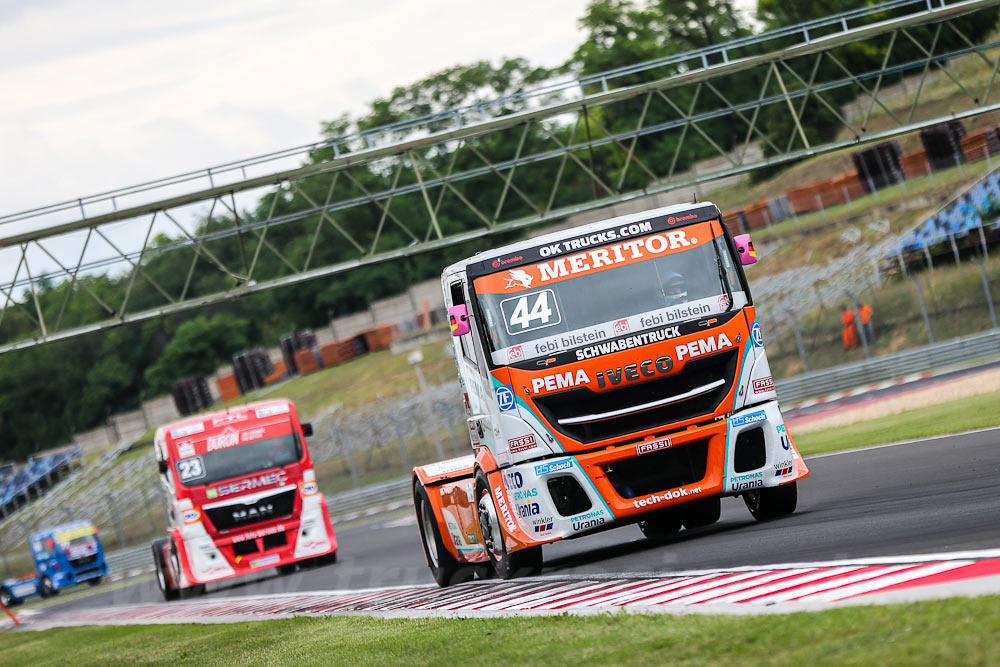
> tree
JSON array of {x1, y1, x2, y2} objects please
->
[
  {"x1": 143, "y1": 315, "x2": 250, "y2": 394},
  {"x1": 657, "y1": 0, "x2": 751, "y2": 50}
]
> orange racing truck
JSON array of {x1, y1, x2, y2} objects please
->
[
  {"x1": 413, "y1": 202, "x2": 808, "y2": 586},
  {"x1": 151, "y1": 399, "x2": 337, "y2": 599}
]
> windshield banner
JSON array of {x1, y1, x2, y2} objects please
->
[
  {"x1": 494, "y1": 292, "x2": 746, "y2": 365},
  {"x1": 54, "y1": 524, "x2": 97, "y2": 544},
  {"x1": 474, "y1": 222, "x2": 717, "y2": 296},
  {"x1": 173, "y1": 422, "x2": 292, "y2": 460}
]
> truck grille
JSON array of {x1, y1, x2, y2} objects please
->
[
  {"x1": 533, "y1": 348, "x2": 738, "y2": 444},
  {"x1": 69, "y1": 554, "x2": 98, "y2": 570},
  {"x1": 205, "y1": 488, "x2": 296, "y2": 532},
  {"x1": 603, "y1": 440, "x2": 709, "y2": 499}
]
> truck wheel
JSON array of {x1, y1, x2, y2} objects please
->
[
  {"x1": 181, "y1": 584, "x2": 206, "y2": 599},
  {"x1": 88, "y1": 576, "x2": 104, "y2": 587},
  {"x1": 414, "y1": 481, "x2": 477, "y2": 587},
  {"x1": 152, "y1": 538, "x2": 179, "y2": 601},
  {"x1": 39, "y1": 576, "x2": 57, "y2": 598},
  {"x1": 278, "y1": 563, "x2": 297, "y2": 575},
  {"x1": 744, "y1": 481, "x2": 797, "y2": 521},
  {"x1": 475, "y1": 471, "x2": 542, "y2": 580},
  {"x1": 682, "y1": 497, "x2": 721, "y2": 530},
  {"x1": 320, "y1": 550, "x2": 338, "y2": 565},
  {"x1": 0, "y1": 586, "x2": 12, "y2": 608},
  {"x1": 639, "y1": 508, "x2": 683, "y2": 541}
]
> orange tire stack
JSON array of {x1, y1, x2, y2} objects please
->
[
  {"x1": 721, "y1": 209, "x2": 747, "y2": 235},
  {"x1": 830, "y1": 172, "x2": 865, "y2": 200},
  {"x1": 319, "y1": 340, "x2": 358, "y2": 367},
  {"x1": 294, "y1": 348, "x2": 320, "y2": 375},
  {"x1": 960, "y1": 128, "x2": 1000, "y2": 162},
  {"x1": 901, "y1": 149, "x2": 931, "y2": 180},
  {"x1": 742, "y1": 199, "x2": 772, "y2": 230},
  {"x1": 263, "y1": 360, "x2": 287, "y2": 385},
  {"x1": 361, "y1": 324, "x2": 396, "y2": 352},
  {"x1": 216, "y1": 374, "x2": 241, "y2": 401},
  {"x1": 785, "y1": 183, "x2": 822, "y2": 214}
]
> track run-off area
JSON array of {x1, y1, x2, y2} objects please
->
[{"x1": 8, "y1": 426, "x2": 999, "y2": 627}]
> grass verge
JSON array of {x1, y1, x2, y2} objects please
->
[
  {"x1": 2, "y1": 595, "x2": 999, "y2": 665},
  {"x1": 793, "y1": 386, "x2": 1000, "y2": 457}
]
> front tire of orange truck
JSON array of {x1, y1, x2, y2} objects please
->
[
  {"x1": 744, "y1": 481, "x2": 797, "y2": 521},
  {"x1": 682, "y1": 497, "x2": 722, "y2": 530},
  {"x1": 152, "y1": 538, "x2": 179, "y2": 601},
  {"x1": 475, "y1": 471, "x2": 542, "y2": 580},
  {"x1": 638, "y1": 508, "x2": 683, "y2": 541},
  {"x1": 414, "y1": 481, "x2": 477, "y2": 587}
]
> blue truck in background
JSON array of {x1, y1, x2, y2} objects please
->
[{"x1": 0, "y1": 520, "x2": 109, "y2": 607}]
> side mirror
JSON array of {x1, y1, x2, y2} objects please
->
[
  {"x1": 157, "y1": 460, "x2": 169, "y2": 475},
  {"x1": 449, "y1": 305, "x2": 471, "y2": 336},
  {"x1": 302, "y1": 422, "x2": 313, "y2": 437},
  {"x1": 733, "y1": 234, "x2": 758, "y2": 266}
]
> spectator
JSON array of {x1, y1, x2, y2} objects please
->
[
  {"x1": 859, "y1": 302, "x2": 875, "y2": 342},
  {"x1": 841, "y1": 305, "x2": 858, "y2": 350}
]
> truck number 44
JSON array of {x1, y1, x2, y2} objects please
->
[{"x1": 502, "y1": 289, "x2": 560, "y2": 334}]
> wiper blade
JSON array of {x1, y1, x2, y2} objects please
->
[{"x1": 715, "y1": 239, "x2": 733, "y2": 312}]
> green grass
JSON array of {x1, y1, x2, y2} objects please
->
[
  {"x1": 793, "y1": 386, "x2": 1000, "y2": 457},
  {"x1": 3, "y1": 595, "x2": 999, "y2": 665}
]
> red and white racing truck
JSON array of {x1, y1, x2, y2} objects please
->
[
  {"x1": 152, "y1": 399, "x2": 337, "y2": 599},
  {"x1": 413, "y1": 202, "x2": 809, "y2": 585}
]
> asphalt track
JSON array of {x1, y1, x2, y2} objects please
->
[{"x1": 38, "y1": 427, "x2": 1000, "y2": 616}]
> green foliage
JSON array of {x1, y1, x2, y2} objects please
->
[{"x1": 144, "y1": 315, "x2": 250, "y2": 394}]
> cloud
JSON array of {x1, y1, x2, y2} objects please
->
[{"x1": 1, "y1": 0, "x2": 589, "y2": 217}]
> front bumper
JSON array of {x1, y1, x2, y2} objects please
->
[
  {"x1": 177, "y1": 495, "x2": 337, "y2": 586},
  {"x1": 494, "y1": 401, "x2": 808, "y2": 543}
]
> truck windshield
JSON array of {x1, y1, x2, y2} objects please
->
[
  {"x1": 473, "y1": 220, "x2": 744, "y2": 364},
  {"x1": 175, "y1": 434, "x2": 300, "y2": 487},
  {"x1": 62, "y1": 535, "x2": 98, "y2": 558}
]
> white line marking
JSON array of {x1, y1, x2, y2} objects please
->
[
  {"x1": 666, "y1": 569, "x2": 816, "y2": 605},
  {"x1": 810, "y1": 561, "x2": 972, "y2": 602},
  {"x1": 806, "y1": 425, "x2": 1000, "y2": 460},
  {"x1": 571, "y1": 580, "x2": 683, "y2": 608},
  {"x1": 498, "y1": 582, "x2": 613, "y2": 611},
  {"x1": 756, "y1": 565, "x2": 917, "y2": 603},
  {"x1": 708, "y1": 567, "x2": 862, "y2": 604},
  {"x1": 626, "y1": 572, "x2": 766, "y2": 606}
]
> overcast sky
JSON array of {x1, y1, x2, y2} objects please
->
[{"x1": 0, "y1": 0, "x2": 758, "y2": 219}]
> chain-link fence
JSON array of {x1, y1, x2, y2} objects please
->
[
  {"x1": 766, "y1": 254, "x2": 1000, "y2": 379},
  {"x1": 307, "y1": 382, "x2": 466, "y2": 495}
]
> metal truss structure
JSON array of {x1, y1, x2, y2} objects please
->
[{"x1": 2, "y1": 0, "x2": 1000, "y2": 353}]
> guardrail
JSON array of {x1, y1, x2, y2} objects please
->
[
  {"x1": 774, "y1": 330, "x2": 1000, "y2": 403},
  {"x1": 105, "y1": 545, "x2": 151, "y2": 575}
]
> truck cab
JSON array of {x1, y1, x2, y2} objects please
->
[
  {"x1": 0, "y1": 520, "x2": 108, "y2": 606},
  {"x1": 413, "y1": 202, "x2": 808, "y2": 585},
  {"x1": 151, "y1": 398, "x2": 337, "y2": 600}
]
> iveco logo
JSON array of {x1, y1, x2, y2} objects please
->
[{"x1": 231, "y1": 502, "x2": 275, "y2": 522}]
